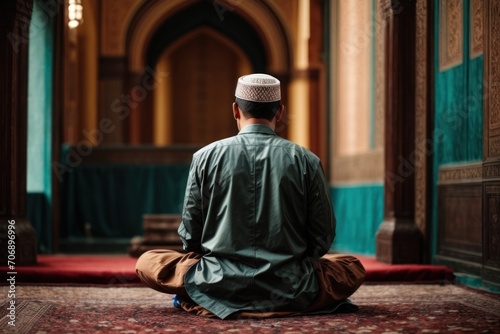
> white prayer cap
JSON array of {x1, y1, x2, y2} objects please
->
[{"x1": 235, "y1": 73, "x2": 281, "y2": 102}]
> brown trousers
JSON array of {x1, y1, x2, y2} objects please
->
[{"x1": 135, "y1": 250, "x2": 366, "y2": 318}]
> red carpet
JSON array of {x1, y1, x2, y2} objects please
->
[
  {"x1": 7, "y1": 285, "x2": 499, "y2": 333},
  {"x1": 359, "y1": 256, "x2": 455, "y2": 283},
  {"x1": 2, "y1": 254, "x2": 454, "y2": 285},
  {"x1": 5, "y1": 285, "x2": 499, "y2": 333}
]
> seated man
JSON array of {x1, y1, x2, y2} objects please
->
[{"x1": 136, "y1": 73, "x2": 365, "y2": 319}]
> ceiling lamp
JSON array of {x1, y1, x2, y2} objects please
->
[{"x1": 68, "y1": 0, "x2": 83, "y2": 29}]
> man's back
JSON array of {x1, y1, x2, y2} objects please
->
[
  {"x1": 178, "y1": 124, "x2": 335, "y2": 318},
  {"x1": 136, "y1": 73, "x2": 364, "y2": 320}
]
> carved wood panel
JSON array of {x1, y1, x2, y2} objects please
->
[
  {"x1": 483, "y1": 184, "x2": 500, "y2": 283},
  {"x1": 470, "y1": 0, "x2": 483, "y2": 58},
  {"x1": 481, "y1": 0, "x2": 500, "y2": 289},
  {"x1": 437, "y1": 183, "x2": 482, "y2": 274},
  {"x1": 484, "y1": 0, "x2": 500, "y2": 152},
  {"x1": 439, "y1": 0, "x2": 463, "y2": 71}
]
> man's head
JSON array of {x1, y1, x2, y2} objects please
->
[
  {"x1": 233, "y1": 73, "x2": 284, "y2": 129},
  {"x1": 234, "y1": 98, "x2": 280, "y2": 121}
]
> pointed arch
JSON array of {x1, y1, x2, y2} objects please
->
[{"x1": 125, "y1": 0, "x2": 292, "y2": 74}]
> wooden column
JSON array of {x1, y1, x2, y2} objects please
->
[
  {"x1": 307, "y1": 0, "x2": 327, "y2": 166},
  {"x1": 482, "y1": 0, "x2": 500, "y2": 289},
  {"x1": 375, "y1": 0, "x2": 422, "y2": 264},
  {"x1": 0, "y1": 0, "x2": 37, "y2": 265},
  {"x1": 414, "y1": 0, "x2": 434, "y2": 264},
  {"x1": 98, "y1": 57, "x2": 126, "y2": 144}
]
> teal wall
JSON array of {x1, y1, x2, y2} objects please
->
[
  {"x1": 432, "y1": 1, "x2": 483, "y2": 256},
  {"x1": 330, "y1": 184, "x2": 384, "y2": 255},
  {"x1": 27, "y1": 0, "x2": 54, "y2": 252},
  {"x1": 61, "y1": 162, "x2": 190, "y2": 239},
  {"x1": 326, "y1": 1, "x2": 383, "y2": 256}
]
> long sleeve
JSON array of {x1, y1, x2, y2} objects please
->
[
  {"x1": 178, "y1": 156, "x2": 204, "y2": 253},
  {"x1": 305, "y1": 162, "x2": 336, "y2": 259},
  {"x1": 180, "y1": 125, "x2": 338, "y2": 318}
]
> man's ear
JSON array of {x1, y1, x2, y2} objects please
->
[
  {"x1": 232, "y1": 102, "x2": 240, "y2": 120},
  {"x1": 275, "y1": 105, "x2": 285, "y2": 122}
]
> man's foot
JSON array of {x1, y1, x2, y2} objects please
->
[{"x1": 172, "y1": 294, "x2": 182, "y2": 309}]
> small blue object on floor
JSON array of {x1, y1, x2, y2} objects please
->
[{"x1": 172, "y1": 294, "x2": 182, "y2": 309}]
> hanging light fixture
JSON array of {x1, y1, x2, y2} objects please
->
[{"x1": 68, "y1": 0, "x2": 83, "y2": 29}]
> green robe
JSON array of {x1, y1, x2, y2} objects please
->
[{"x1": 178, "y1": 124, "x2": 336, "y2": 319}]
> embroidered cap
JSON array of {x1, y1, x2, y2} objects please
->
[{"x1": 235, "y1": 73, "x2": 281, "y2": 102}]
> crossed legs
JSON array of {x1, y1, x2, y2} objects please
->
[{"x1": 135, "y1": 250, "x2": 366, "y2": 317}]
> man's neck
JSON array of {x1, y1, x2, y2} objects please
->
[{"x1": 239, "y1": 118, "x2": 275, "y2": 131}]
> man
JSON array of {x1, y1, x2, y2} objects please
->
[{"x1": 136, "y1": 73, "x2": 365, "y2": 319}]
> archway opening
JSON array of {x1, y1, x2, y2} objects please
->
[
  {"x1": 132, "y1": 1, "x2": 269, "y2": 145},
  {"x1": 153, "y1": 28, "x2": 252, "y2": 145}
]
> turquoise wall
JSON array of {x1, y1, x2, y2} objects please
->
[
  {"x1": 27, "y1": 0, "x2": 54, "y2": 252},
  {"x1": 432, "y1": 1, "x2": 483, "y2": 256},
  {"x1": 326, "y1": 1, "x2": 383, "y2": 256},
  {"x1": 330, "y1": 184, "x2": 384, "y2": 255}
]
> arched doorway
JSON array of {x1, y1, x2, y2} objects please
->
[
  {"x1": 125, "y1": 0, "x2": 292, "y2": 145},
  {"x1": 153, "y1": 28, "x2": 251, "y2": 145}
]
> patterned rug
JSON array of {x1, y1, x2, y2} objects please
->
[{"x1": 1, "y1": 284, "x2": 499, "y2": 333}]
